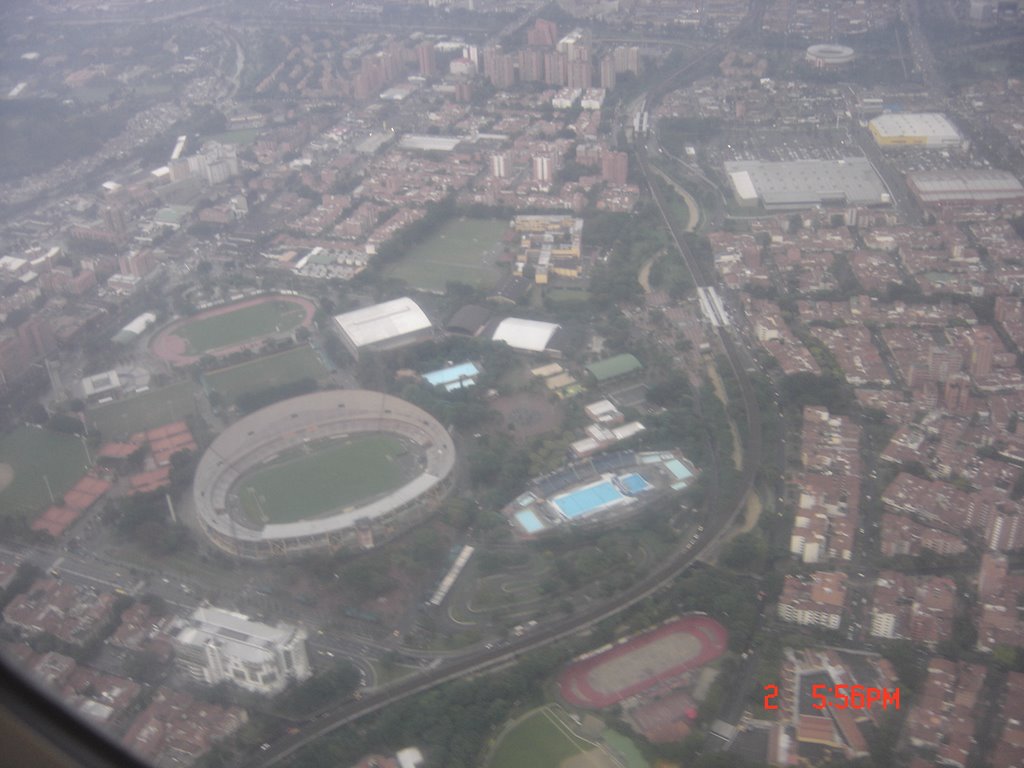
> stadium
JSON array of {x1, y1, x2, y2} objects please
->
[
  {"x1": 150, "y1": 292, "x2": 316, "y2": 367},
  {"x1": 193, "y1": 390, "x2": 456, "y2": 559},
  {"x1": 804, "y1": 44, "x2": 855, "y2": 69},
  {"x1": 558, "y1": 615, "x2": 727, "y2": 709}
]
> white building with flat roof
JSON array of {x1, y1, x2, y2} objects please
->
[
  {"x1": 868, "y1": 113, "x2": 962, "y2": 148},
  {"x1": 172, "y1": 607, "x2": 310, "y2": 696},
  {"x1": 724, "y1": 158, "x2": 889, "y2": 210},
  {"x1": 333, "y1": 297, "x2": 433, "y2": 359}
]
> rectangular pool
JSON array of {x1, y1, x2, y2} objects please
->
[
  {"x1": 665, "y1": 459, "x2": 692, "y2": 481},
  {"x1": 552, "y1": 481, "x2": 626, "y2": 519},
  {"x1": 620, "y1": 473, "x2": 652, "y2": 494},
  {"x1": 515, "y1": 509, "x2": 546, "y2": 533}
]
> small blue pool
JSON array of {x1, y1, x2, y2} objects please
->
[
  {"x1": 665, "y1": 459, "x2": 692, "y2": 481},
  {"x1": 515, "y1": 509, "x2": 546, "y2": 533},
  {"x1": 620, "y1": 473, "x2": 652, "y2": 493}
]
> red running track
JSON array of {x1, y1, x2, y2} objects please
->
[{"x1": 558, "y1": 615, "x2": 728, "y2": 709}]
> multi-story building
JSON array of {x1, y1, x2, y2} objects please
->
[
  {"x1": 601, "y1": 151, "x2": 629, "y2": 185},
  {"x1": 172, "y1": 607, "x2": 310, "y2": 696},
  {"x1": 511, "y1": 215, "x2": 584, "y2": 284},
  {"x1": 777, "y1": 572, "x2": 847, "y2": 629}
]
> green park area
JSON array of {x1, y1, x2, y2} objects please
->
[
  {"x1": 205, "y1": 346, "x2": 329, "y2": 405},
  {"x1": 488, "y1": 707, "x2": 596, "y2": 768},
  {"x1": 238, "y1": 434, "x2": 407, "y2": 525},
  {"x1": 173, "y1": 299, "x2": 308, "y2": 355},
  {"x1": 386, "y1": 217, "x2": 508, "y2": 292},
  {"x1": 208, "y1": 128, "x2": 261, "y2": 145},
  {"x1": 86, "y1": 381, "x2": 196, "y2": 440},
  {"x1": 0, "y1": 426, "x2": 91, "y2": 517}
]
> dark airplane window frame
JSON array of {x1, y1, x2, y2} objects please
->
[{"x1": 0, "y1": 651, "x2": 151, "y2": 768}]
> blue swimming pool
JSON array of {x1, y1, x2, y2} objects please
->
[
  {"x1": 620, "y1": 473, "x2": 652, "y2": 494},
  {"x1": 515, "y1": 509, "x2": 546, "y2": 533},
  {"x1": 665, "y1": 459, "x2": 692, "y2": 481},
  {"x1": 552, "y1": 481, "x2": 626, "y2": 519}
]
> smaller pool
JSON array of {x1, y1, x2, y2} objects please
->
[
  {"x1": 665, "y1": 459, "x2": 692, "y2": 481},
  {"x1": 620, "y1": 473, "x2": 652, "y2": 494},
  {"x1": 515, "y1": 509, "x2": 546, "y2": 534}
]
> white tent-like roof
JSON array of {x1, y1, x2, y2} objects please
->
[{"x1": 491, "y1": 317, "x2": 560, "y2": 352}]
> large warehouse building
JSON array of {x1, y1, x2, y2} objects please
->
[
  {"x1": 906, "y1": 169, "x2": 1024, "y2": 206},
  {"x1": 868, "y1": 113, "x2": 962, "y2": 149},
  {"x1": 333, "y1": 297, "x2": 433, "y2": 359},
  {"x1": 724, "y1": 158, "x2": 890, "y2": 210}
]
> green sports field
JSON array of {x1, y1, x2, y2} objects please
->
[
  {"x1": 86, "y1": 381, "x2": 196, "y2": 440},
  {"x1": 488, "y1": 708, "x2": 594, "y2": 768},
  {"x1": 0, "y1": 426, "x2": 91, "y2": 517},
  {"x1": 205, "y1": 346, "x2": 329, "y2": 404},
  {"x1": 386, "y1": 217, "x2": 507, "y2": 292},
  {"x1": 174, "y1": 299, "x2": 308, "y2": 355},
  {"x1": 238, "y1": 434, "x2": 408, "y2": 525}
]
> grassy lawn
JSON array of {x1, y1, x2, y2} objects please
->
[
  {"x1": 602, "y1": 730, "x2": 649, "y2": 768},
  {"x1": 238, "y1": 434, "x2": 407, "y2": 524},
  {"x1": 386, "y1": 217, "x2": 508, "y2": 292},
  {"x1": 207, "y1": 128, "x2": 261, "y2": 145},
  {"x1": 545, "y1": 288, "x2": 591, "y2": 305},
  {"x1": 205, "y1": 346, "x2": 329, "y2": 404},
  {"x1": 0, "y1": 426, "x2": 91, "y2": 516},
  {"x1": 174, "y1": 299, "x2": 308, "y2": 355},
  {"x1": 369, "y1": 661, "x2": 420, "y2": 688},
  {"x1": 86, "y1": 381, "x2": 196, "y2": 440},
  {"x1": 488, "y1": 708, "x2": 592, "y2": 768}
]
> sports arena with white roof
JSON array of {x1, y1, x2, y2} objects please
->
[
  {"x1": 333, "y1": 297, "x2": 433, "y2": 359},
  {"x1": 805, "y1": 44, "x2": 855, "y2": 69},
  {"x1": 193, "y1": 390, "x2": 456, "y2": 559},
  {"x1": 868, "y1": 113, "x2": 962, "y2": 149},
  {"x1": 491, "y1": 317, "x2": 561, "y2": 353}
]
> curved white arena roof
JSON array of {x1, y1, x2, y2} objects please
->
[
  {"x1": 805, "y1": 44, "x2": 856, "y2": 64},
  {"x1": 333, "y1": 297, "x2": 431, "y2": 349}
]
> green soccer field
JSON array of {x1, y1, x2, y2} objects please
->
[
  {"x1": 488, "y1": 708, "x2": 593, "y2": 768},
  {"x1": 173, "y1": 299, "x2": 308, "y2": 355},
  {"x1": 386, "y1": 217, "x2": 508, "y2": 292},
  {"x1": 86, "y1": 381, "x2": 196, "y2": 440},
  {"x1": 237, "y1": 434, "x2": 408, "y2": 525},
  {"x1": 0, "y1": 426, "x2": 91, "y2": 517},
  {"x1": 205, "y1": 346, "x2": 329, "y2": 404}
]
